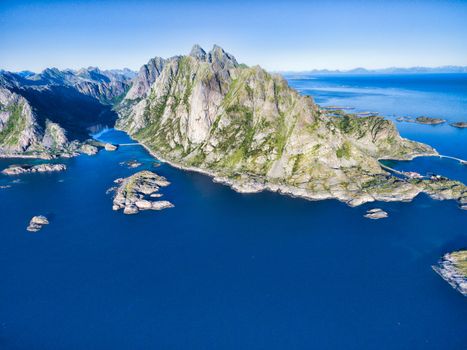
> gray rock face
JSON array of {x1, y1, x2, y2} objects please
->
[
  {"x1": 42, "y1": 120, "x2": 68, "y2": 149},
  {"x1": 27, "y1": 215, "x2": 49, "y2": 232},
  {"x1": 190, "y1": 44, "x2": 207, "y2": 61},
  {"x1": 110, "y1": 170, "x2": 174, "y2": 214},
  {"x1": 2, "y1": 163, "x2": 66, "y2": 175},
  {"x1": 0, "y1": 87, "x2": 41, "y2": 153},
  {"x1": 125, "y1": 57, "x2": 166, "y2": 100}
]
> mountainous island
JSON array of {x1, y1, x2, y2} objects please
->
[{"x1": 1, "y1": 45, "x2": 466, "y2": 209}]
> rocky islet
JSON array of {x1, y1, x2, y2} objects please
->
[
  {"x1": 110, "y1": 170, "x2": 174, "y2": 214},
  {"x1": 26, "y1": 215, "x2": 49, "y2": 232},
  {"x1": 2, "y1": 163, "x2": 66, "y2": 175}
]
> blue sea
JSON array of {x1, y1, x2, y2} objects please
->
[{"x1": 1, "y1": 74, "x2": 466, "y2": 349}]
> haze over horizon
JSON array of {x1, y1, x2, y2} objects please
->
[{"x1": 1, "y1": 0, "x2": 467, "y2": 72}]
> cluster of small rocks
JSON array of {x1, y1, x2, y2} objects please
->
[
  {"x1": 364, "y1": 208, "x2": 388, "y2": 220},
  {"x1": 1, "y1": 163, "x2": 66, "y2": 175},
  {"x1": 27, "y1": 215, "x2": 49, "y2": 232},
  {"x1": 110, "y1": 170, "x2": 174, "y2": 214},
  {"x1": 119, "y1": 160, "x2": 142, "y2": 169}
]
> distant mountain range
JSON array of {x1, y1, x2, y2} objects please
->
[{"x1": 280, "y1": 66, "x2": 467, "y2": 75}]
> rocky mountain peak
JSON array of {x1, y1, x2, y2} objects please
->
[
  {"x1": 207, "y1": 45, "x2": 238, "y2": 70},
  {"x1": 189, "y1": 44, "x2": 207, "y2": 61},
  {"x1": 124, "y1": 56, "x2": 167, "y2": 100}
]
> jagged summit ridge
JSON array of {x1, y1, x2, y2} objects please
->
[
  {"x1": 125, "y1": 45, "x2": 238, "y2": 101},
  {"x1": 188, "y1": 44, "x2": 239, "y2": 68},
  {"x1": 189, "y1": 44, "x2": 207, "y2": 61}
]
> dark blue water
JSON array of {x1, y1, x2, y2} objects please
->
[{"x1": 1, "y1": 75, "x2": 466, "y2": 349}]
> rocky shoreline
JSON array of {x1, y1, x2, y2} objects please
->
[
  {"x1": 433, "y1": 250, "x2": 467, "y2": 296},
  {"x1": 134, "y1": 139, "x2": 466, "y2": 209},
  {"x1": 109, "y1": 170, "x2": 173, "y2": 214},
  {"x1": 2, "y1": 163, "x2": 67, "y2": 175}
]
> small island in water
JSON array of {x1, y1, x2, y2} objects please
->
[{"x1": 433, "y1": 251, "x2": 467, "y2": 296}]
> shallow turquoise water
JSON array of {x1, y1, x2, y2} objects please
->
[{"x1": 0, "y1": 74, "x2": 466, "y2": 349}]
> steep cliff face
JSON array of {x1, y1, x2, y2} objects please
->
[
  {"x1": 116, "y1": 45, "x2": 459, "y2": 206},
  {"x1": 0, "y1": 87, "x2": 40, "y2": 153},
  {"x1": 125, "y1": 57, "x2": 166, "y2": 100},
  {"x1": 0, "y1": 88, "x2": 72, "y2": 156}
]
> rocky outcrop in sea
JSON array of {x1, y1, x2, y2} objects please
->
[
  {"x1": 450, "y1": 122, "x2": 467, "y2": 128},
  {"x1": 433, "y1": 250, "x2": 467, "y2": 296},
  {"x1": 110, "y1": 170, "x2": 174, "y2": 214},
  {"x1": 2, "y1": 163, "x2": 66, "y2": 175},
  {"x1": 364, "y1": 208, "x2": 388, "y2": 219},
  {"x1": 27, "y1": 215, "x2": 49, "y2": 232}
]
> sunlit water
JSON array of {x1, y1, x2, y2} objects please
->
[{"x1": 0, "y1": 74, "x2": 466, "y2": 349}]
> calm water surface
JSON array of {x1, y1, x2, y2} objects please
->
[{"x1": 0, "y1": 74, "x2": 466, "y2": 349}]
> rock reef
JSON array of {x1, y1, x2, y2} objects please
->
[
  {"x1": 433, "y1": 250, "x2": 467, "y2": 296},
  {"x1": 450, "y1": 122, "x2": 467, "y2": 129},
  {"x1": 119, "y1": 160, "x2": 142, "y2": 169},
  {"x1": 364, "y1": 208, "x2": 388, "y2": 219},
  {"x1": 2, "y1": 163, "x2": 66, "y2": 175},
  {"x1": 27, "y1": 215, "x2": 49, "y2": 232},
  {"x1": 397, "y1": 116, "x2": 446, "y2": 125},
  {"x1": 110, "y1": 170, "x2": 173, "y2": 214}
]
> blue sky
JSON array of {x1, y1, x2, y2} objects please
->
[{"x1": 1, "y1": 0, "x2": 466, "y2": 72}]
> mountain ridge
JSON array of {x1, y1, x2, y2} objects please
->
[
  {"x1": 280, "y1": 66, "x2": 467, "y2": 75},
  {"x1": 0, "y1": 67, "x2": 132, "y2": 157}
]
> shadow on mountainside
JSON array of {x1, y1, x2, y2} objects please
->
[{"x1": 12, "y1": 85, "x2": 117, "y2": 141}]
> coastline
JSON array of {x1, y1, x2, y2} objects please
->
[{"x1": 130, "y1": 132, "x2": 445, "y2": 208}]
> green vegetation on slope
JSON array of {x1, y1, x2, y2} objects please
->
[{"x1": 0, "y1": 103, "x2": 26, "y2": 146}]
